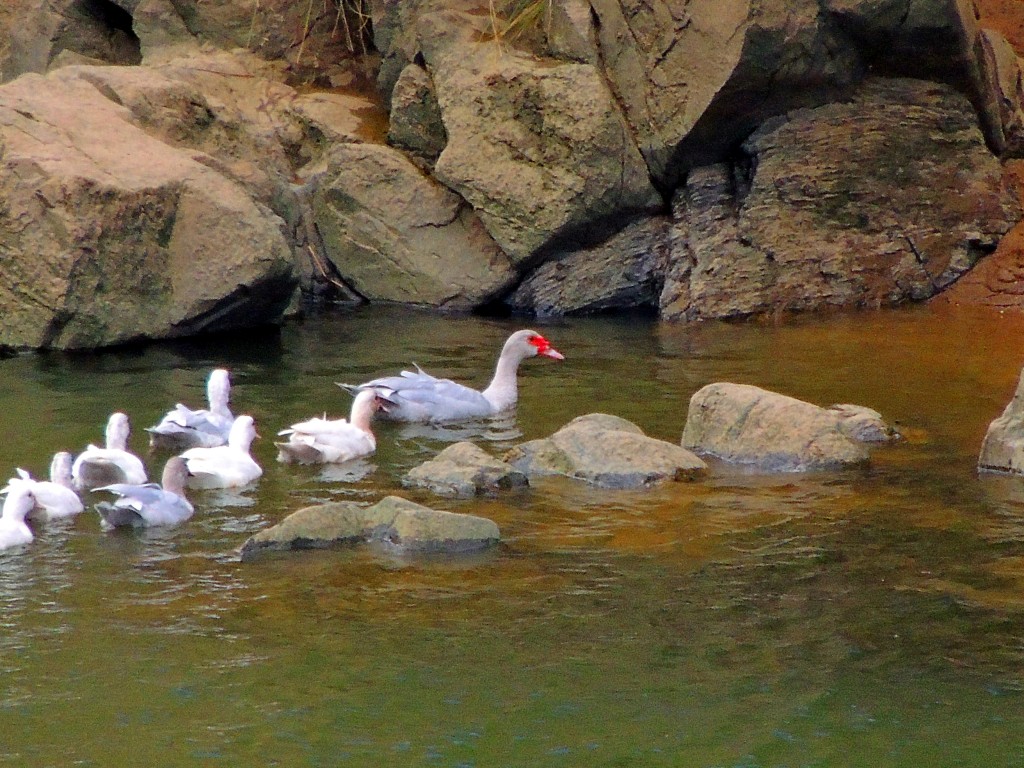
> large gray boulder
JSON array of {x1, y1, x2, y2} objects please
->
[
  {"x1": 0, "y1": 69, "x2": 296, "y2": 351},
  {"x1": 682, "y1": 383, "x2": 897, "y2": 471},
  {"x1": 403, "y1": 441, "x2": 529, "y2": 498},
  {"x1": 662, "y1": 78, "x2": 1018, "y2": 321},
  {"x1": 240, "y1": 495, "x2": 501, "y2": 560},
  {"x1": 506, "y1": 413, "x2": 708, "y2": 489},
  {"x1": 979, "y1": 366, "x2": 1024, "y2": 475},
  {"x1": 310, "y1": 142, "x2": 517, "y2": 309}
]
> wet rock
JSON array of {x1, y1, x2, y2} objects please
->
[
  {"x1": 403, "y1": 442, "x2": 528, "y2": 498},
  {"x1": 240, "y1": 495, "x2": 501, "y2": 561},
  {"x1": 829, "y1": 404, "x2": 901, "y2": 443},
  {"x1": 979, "y1": 366, "x2": 1024, "y2": 474},
  {"x1": 662, "y1": 79, "x2": 1018, "y2": 321},
  {"x1": 506, "y1": 413, "x2": 707, "y2": 489},
  {"x1": 682, "y1": 383, "x2": 898, "y2": 471},
  {"x1": 0, "y1": 68, "x2": 296, "y2": 351},
  {"x1": 310, "y1": 142, "x2": 516, "y2": 310}
]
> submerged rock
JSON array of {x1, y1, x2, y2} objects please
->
[
  {"x1": 682, "y1": 383, "x2": 897, "y2": 471},
  {"x1": 403, "y1": 442, "x2": 528, "y2": 498},
  {"x1": 979, "y1": 366, "x2": 1024, "y2": 475},
  {"x1": 506, "y1": 413, "x2": 707, "y2": 489},
  {"x1": 240, "y1": 495, "x2": 501, "y2": 561}
]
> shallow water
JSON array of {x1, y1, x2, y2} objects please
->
[{"x1": 2, "y1": 304, "x2": 1024, "y2": 766}]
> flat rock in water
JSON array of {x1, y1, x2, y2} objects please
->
[
  {"x1": 240, "y1": 495, "x2": 500, "y2": 561},
  {"x1": 402, "y1": 441, "x2": 528, "y2": 498},
  {"x1": 505, "y1": 413, "x2": 707, "y2": 489},
  {"x1": 681, "y1": 383, "x2": 898, "y2": 472},
  {"x1": 979, "y1": 366, "x2": 1024, "y2": 474}
]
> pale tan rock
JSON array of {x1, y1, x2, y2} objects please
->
[
  {"x1": 240, "y1": 495, "x2": 501, "y2": 560},
  {"x1": 0, "y1": 70, "x2": 295, "y2": 350},
  {"x1": 311, "y1": 142, "x2": 516, "y2": 309},
  {"x1": 403, "y1": 442, "x2": 528, "y2": 498},
  {"x1": 429, "y1": 43, "x2": 662, "y2": 264},
  {"x1": 979, "y1": 366, "x2": 1024, "y2": 474},
  {"x1": 681, "y1": 383, "x2": 896, "y2": 471},
  {"x1": 506, "y1": 413, "x2": 707, "y2": 489}
]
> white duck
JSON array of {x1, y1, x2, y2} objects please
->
[
  {"x1": 72, "y1": 412, "x2": 148, "y2": 491},
  {"x1": 95, "y1": 457, "x2": 194, "y2": 529},
  {"x1": 1, "y1": 452, "x2": 84, "y2": 520},
  {"x1": 276, "y1": 389, "x2": 391, "y2": 464},
  {"x1": 147, "y1": 368, "x2": 234, "y2": 450},
  {"x1": 0, "y1": 486, "x2": 36, "y2": 550},
  {"x1": 343, "y1": 329, "x2": 564, "y2": 422},
  {"x1": 179, "y1": 415, "x2": 262, "y2": 489}
]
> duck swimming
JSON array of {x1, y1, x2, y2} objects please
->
[{"x1": 343, "y1": 329, "x2": 564, "y2": 423}]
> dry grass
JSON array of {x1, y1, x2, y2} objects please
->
[{"x1": 487, "y1": 0, "x2": 552, "y2": 45}]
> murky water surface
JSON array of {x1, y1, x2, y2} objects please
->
[{"x1": 3, "y1": 304, "x2": 1024, "y2": 766}]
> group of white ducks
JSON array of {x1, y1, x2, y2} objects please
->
[{"x1": 0, "y1": 330, "x2": 564, "y2": 550}]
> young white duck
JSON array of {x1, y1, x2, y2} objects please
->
[
  {"x1": 72, "y1": 412, "x2": 148, "y2": 490},
  {"x1": 179, "y1": 415, "x2": 261, "y2": 489},
  {"x1": 1, "y1": 452, "x2": 84, "y2": 520},
  {"x1": 276, "y1": 389, "x2": 391, "y2": 465},
  {"x1": 343, "y1": 329, "x2": 564, "y2": 423},
  {"x1": 0, "y1": 486, "x2": 36, "y2": 550},
  {"x1": 147, "y1": 368, "x2": 235, "y2": 450},
  {"x1": 95, "y1": 457, "x2": 194, "y2": 529}
]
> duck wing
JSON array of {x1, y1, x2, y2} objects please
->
[{"x1": 351, "y1": 370, "x2": 491, "y2": 422}]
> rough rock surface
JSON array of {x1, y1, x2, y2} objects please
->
[
  {"x1": 979, "y1": 365, "x2": 1024, "y2": 474},
  {"x1": 240, "y1": 494, "x2": 501, "y2": 561},
  {"x1": 588, "y1": 0, "x2": 860, "y2": 188},
  {"x1": 932, "y1": 221, "x2": 1024, "y2": 310},
  {"x1": 0, "y1": 0, "x2": 374, "y2": 87},
  {"x1": 508, "y1": 217, "x2": 668, "y2": 316},
  {"x1": 978, "y1": 28, "x2": 1024, "y2": 158},
  {"x1": 661, "y1": 79, "x2": 1018, "y2": 321},
  {"x1": 310, "y1": 143, "x2": 516, "y2": 309},
  {"x1": 387, "y1": 63, "x2": 447, "y2": 166},
  {"x1": 403, "y1": 441, "x2": 528, "y2": 498},
  {"x1": 0, "y1": 68, "x2": 296, "y2": 350},
  {"x1": 506, "y1": 413, "x2": 707, "y2": 489},
  {"x1": 682, "y1": 383, "x2": 898, "y2": 471},
  {"x1": 427, "y1": 42, "x2": 663, "y2": 264}
]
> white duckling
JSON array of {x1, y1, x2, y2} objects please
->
[
  {"x1": 95, "y1": 457, "x2": 194, "y2": 529},
  {"x1": 0, "y1": 486, "x2": 36, "y2": 550},
  {"x1": 72, "y1": 412, "x2": 148, "y2": 491},
  {"x1": 343, "y1": 329, "x2": 564, "y2": 423},
  {"x1": 179, "y1": 415, "x2": 261, "y2": 489},
  {"x1": 276, "y1": 389, "x2": 391, "y2": 464},
  {"x1": 147, "y1": 368, "x2": 235, "y2": 450},
  {"x1": 1, "y1": 452, "x2": 84, "y2": 520}
]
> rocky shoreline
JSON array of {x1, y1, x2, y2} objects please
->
[{"x1": 1, "y1": 1, "x2": 1023, "y2": 351}]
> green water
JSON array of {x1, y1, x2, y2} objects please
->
[{"x1": 3, "y1": 304, "x2": 1024, "y2": 767}]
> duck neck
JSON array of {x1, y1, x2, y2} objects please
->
[
  {"x1": 51, "y1": 455, "x2": 74, "y2": 489},
  {"x1": 481, "y1": 350, "x2": 523, "y2": 411},
  {"x1": 350, "y1": 408, "x2": 374, "y2": 436}
]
